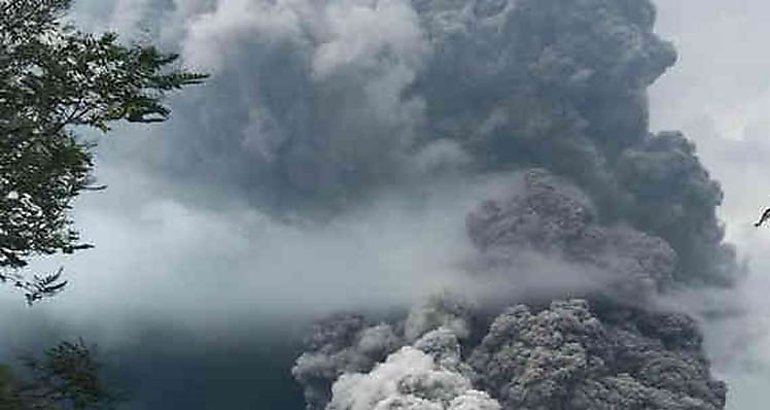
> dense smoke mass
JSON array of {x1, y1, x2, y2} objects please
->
[
  {"x1": 15, "y1": 0, "x2": 749, "y2": 408},
  {"x1": 326, "y1": 333, "x2": 500, "y2": 410},
  {"x1": 294, "y1": 297, "x2": 728, "y2": 410},
  {"x1": 292, "y1": 297, "x2": 477, "y2": 410},
  {"x1": 469, "y1": 300, "x2": 726, "y2": 410},
  {"x1": 465, "y1": 170, "x2": 678, "y2": 303},
  {"x1": 114, "y1": 0, "x2": 736, "y2": 287},
  {"x1": 279, "y1": 0, "x2": 738, "y2": 408}
]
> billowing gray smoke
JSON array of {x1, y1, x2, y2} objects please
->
[
  {"x1": 292, "y1": 296, "x2": 476, "y2": 409},
  {"x1": 466, "y1": 170, "x2": 678, "y2": 304},
  {"x1": 285, "y1": 0, "x2": 737, "y2": 408},
  {"x1": 68, "y1": 0, "x2": 739, "y2": 408},
  {"x1": 469, "y1": 300, "x2": 725, "y2": 410},
  {"x1": 326, "y1": 330, "x2": 500, "y2": 410},
  {"x1": 293, "y1": 177, "x2": 729, "y2": 408},
  {"x1": 409, "y1": 0, "x2": 734, "y2": 287},
  {"x1": 294, "y1": 296, "x2": 728, "y2": 410},
  {"x1": 126, "y1": 0, "x2": 736, "y2": 286}
]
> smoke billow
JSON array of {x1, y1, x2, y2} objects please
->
[
  {"x1": 91, "y1": 0, "x2": 735, "y2": 286},
  {"x1": 326, "y1": 333, "x2": 500, "y2": 410},
  {"x1": 464, "y1": 170, "x2": 678, "y2": 304},
  {"x1": 17, "y1": 0, "x2": 749, "y2": 408},
  {"x1": 469, "y1": 300, "x2": 726, "y2": 410},
  {"x1": 292, "y1": 296, "x2": 478, "y2": 410},
  {"x1": 243, "y1": 0, "x2": 736, "y2": 408}
]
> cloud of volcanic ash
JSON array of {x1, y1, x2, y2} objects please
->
[
  {"x1": 43, "y1": 0, "x2": 733, "y2": 323},
  {"x1": 0, "y1": 0, "x2": 753, "y2": 408}
]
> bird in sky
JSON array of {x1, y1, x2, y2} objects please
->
[{"x1": 755, "y1": 207, "x2": 770, "y2": 227}]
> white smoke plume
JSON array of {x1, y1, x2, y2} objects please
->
[{"x1": 326, "y1": 328, "x2": 500, "y2": 410}]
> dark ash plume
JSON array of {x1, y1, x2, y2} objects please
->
[
  {"x1": 298, "y1": 300, "x2": 726, "y2": 410},
  {"x1": 465, "y1": 170, "x2": 677, "y2": 304},
  {"x1": 408, "y1": 0, "x2": 733, "y2": 286},
  {"x1": 289, "y1": 0, "x2": 737, "y2": 408},
  {"x1": 135, "y1": 0, "x2": 736, "y2": 286},
  {"x1": 67, "y1": 0, "x2": 742, "y2": 408},
  {"x1": 470, "y1": 300, "x2": 726, "y2": 410}
]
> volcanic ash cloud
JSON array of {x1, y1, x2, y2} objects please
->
[
  {"x1": 287, "y1": 0, "x2": 736, "y2": 408},
  {"x1": 72, "y1": 0, "x2": 741, "y2": 408}
]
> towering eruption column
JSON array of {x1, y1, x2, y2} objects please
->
[{"x1": 294, "y1": 0, "x2": 737, "y2": 409}]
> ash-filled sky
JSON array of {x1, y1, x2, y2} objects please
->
[{"x1": 0, "y1": 0, "x2": 769, "y2": 409}]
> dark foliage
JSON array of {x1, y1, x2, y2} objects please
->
[
  {"x1": 0, "y1": 340, "x2": 120, "y2": 409},
  {"x1": 0, "y1": 0, "x2": 206, "y2": 302}
]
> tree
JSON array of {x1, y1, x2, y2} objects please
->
[
  {"x1": 0, "y1": 340, "x2": 120, "y2": 409},
  {"x1": 0, "y1": 0, "x2": 207, "y2": 303},
  {"x1": 0, "y1": 364, "x2": 25, "y2": 409}
]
